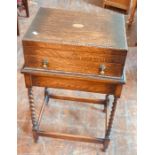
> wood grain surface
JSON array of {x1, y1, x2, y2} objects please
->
[
  {"x1": 24, "y1": 46, "x2": 125, "y2": 77},
  {"x1": 23, "y1": 7, "x2": 127, "y2": 50},
  {"x1": 23, "y1": 7, "x2": 128, "y2": 78},
  {"x1": 22, "y1": 67, "x2": 125, "y2": 97}
]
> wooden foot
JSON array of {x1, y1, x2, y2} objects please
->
[
  {"x1": 103, "y1": 138, "x2": 110, "y2": 152},
  {"x1": 33, "y1": 129, "x2": 39, "y2": 142}
]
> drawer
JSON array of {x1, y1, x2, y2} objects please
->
[
  {"x1": 23, "y1": 46, "x2": 126, "y2": 77},
  {"x1": 22, "y1": 67, "x2": 125, "y2": 97},
  {"x1": 31, "y1": 75, "x2": 116, "y2": 94}
]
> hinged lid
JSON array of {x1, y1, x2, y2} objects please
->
[{"x1": 23, "y1": 7, "x2": 128, "y2": 51}]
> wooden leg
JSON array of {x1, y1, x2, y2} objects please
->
[
  {"x1": 28, "y1": 87, "x2": 39, "y2": 142},
  {"x1": 23, "y1": 0, "x2": 29, "y2": 17},
  {"x1": 44, "y1": 87, "x2": 49, "y2": 105},
  {"x1": 104, "y1": 96, "x2": 118, "y2": 151},
  {"x1": 27, "y1": 88, "x2": 118, "y2": 149},
  {"x1": 103, "y1": 138, "x2": 110, "y2": 152},
  {"x1": 17, "y1": 17, "x2": 19, "y2": 36},
  {"x1": 103, "y1": 94, "x2": 109, "y2": 112},
  {"x1": 104, "y1": 95, "x2": 110, "y2": 134},
  {"x1": 127, "y1": 0, "x2": 137, "y2": 26}
]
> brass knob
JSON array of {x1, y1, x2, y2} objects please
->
[
  {"x1": 42, "y1": 59, "x2": 48, "y2": 69},
  {"x1": 99, "y1": 64, "x2": 106, "y2": 75}
]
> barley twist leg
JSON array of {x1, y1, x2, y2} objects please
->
[
  {"x1": 28, "y1": 87, "x2": 39, "y2": 142},
  {"x1": 104, "y1": 96, "x2": 118, "y2": 151}
]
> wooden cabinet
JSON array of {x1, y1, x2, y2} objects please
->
[
  {"x1": 23, "y1": 8, "x2": 127, "y2": 78},
  {"x1": 22, "y1": 8, "x2": 128, "y2": 151},
  {"x1": 104, "y1": 0, "x2": 131, "y2": 13}
]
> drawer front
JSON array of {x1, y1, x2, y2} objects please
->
[
  {"x1": 31, "y1": 75, "x2": 116, "y2": 94},
  {"x1": 24, "y1": 47, "x2": 126, "y2": 77}
]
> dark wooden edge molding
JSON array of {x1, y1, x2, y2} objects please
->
[{"x1": 21, "y1": 67, "x2": 126, "y2": 84}]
